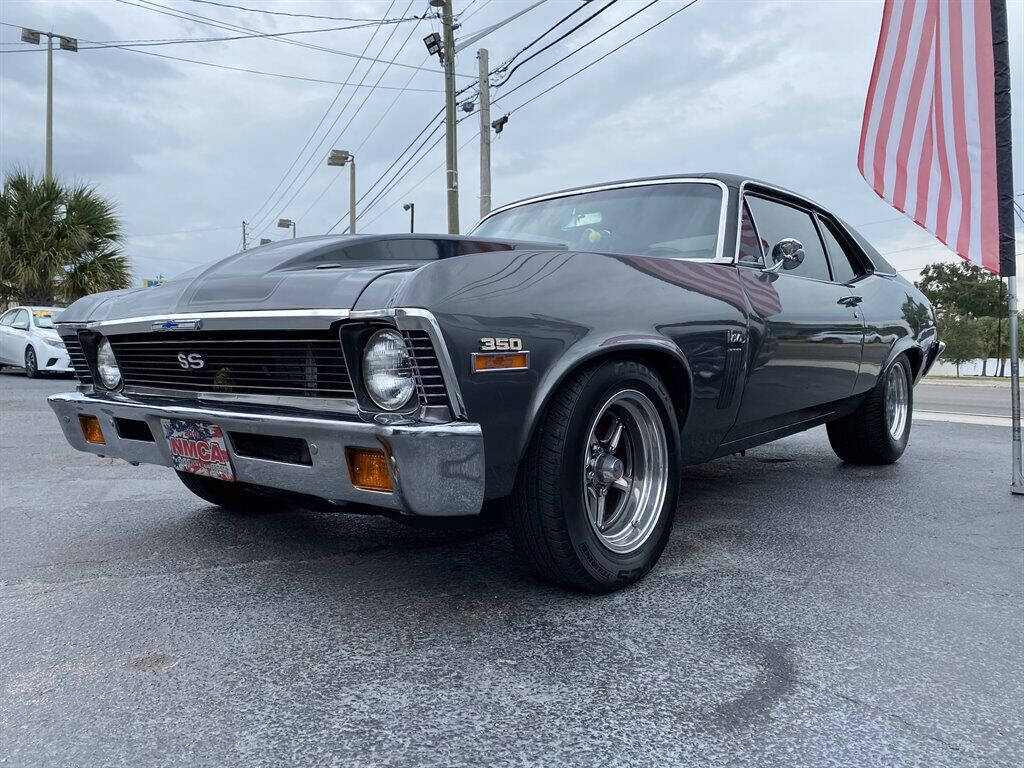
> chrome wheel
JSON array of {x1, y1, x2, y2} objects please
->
[
  {"x1": 885, "y1": 361, "x2": 909, "y2": 440},
  {"x1": 582, "y1": 389, "x2": 669, "y2": 554}
]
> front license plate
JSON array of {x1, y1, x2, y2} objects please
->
[{"x1": 162, "y1": 419, "x2": 235, "y2": 482}]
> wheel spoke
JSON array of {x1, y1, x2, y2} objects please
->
[
  {"x1": 594, "y1": 492, "x2": 606, "y2": 529},
  {"x1": 607, "y1": 418, "x2": 624, "y2": 452},
  {"x1": 612, "y1": 475, "x2": 631, "y2": 492}
]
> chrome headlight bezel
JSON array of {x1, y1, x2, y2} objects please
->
[
  {"x1": 361, "y1": 328, "x2": 415, "y2": 411},
  {"x1": 95, "y1": 337, "x2": 122, "y2": 390}
]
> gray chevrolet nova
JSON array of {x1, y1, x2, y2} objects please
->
[{"x1": 49, "y1": 174, "x2": 940, "y2": 592}]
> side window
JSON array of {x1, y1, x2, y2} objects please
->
[
  {"x1": 737, "y1": 201, "x2": 764, "y2": 265},
  {"x1": 0, "y1": 311, "x2": 15, "y2": 327},
  {"x1": 745, "y1": 196, "x2": 832, "y2": 282},
  {"x1": 11, "y1": 309, "x2": 30, "y2": 330},
  {"x1": 817, "y1": 216, "x2": 861, "y2": 284}
]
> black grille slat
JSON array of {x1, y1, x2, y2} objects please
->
[
  {"x1": 108, "y1": 330, "x2": 353, "y2": 399},
  {"x1": 63, "y1": 334, "x2": 93, "y2": 384},
  {"x1": 402, "y1": 330, "x2": 449, "y2": 407}
]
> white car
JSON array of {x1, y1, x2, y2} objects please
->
[{"x1": 0, "y1": 306, "x2": 73, "y2": 377}]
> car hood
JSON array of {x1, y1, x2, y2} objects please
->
[{"x1": 57, "y1": 234, "x2": 558, "y2": 324}]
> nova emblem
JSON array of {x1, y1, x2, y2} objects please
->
[{"x1": 178, "y1": 352, "x2": 205, "y2": 370}]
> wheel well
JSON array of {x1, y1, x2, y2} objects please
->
[
  {"x1": 901, "y1": 346, "x2": 924, "y2": 381},
  {"x1": 556, "y1": 348, "x2": 691, "y2": 430}
]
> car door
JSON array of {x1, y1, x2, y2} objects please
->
[
  {"x1": 4, "y1": 309, "x2": 32, "y2": 366},
  {"x1": 729, "y1": 194, "x2": 865, "y2": 440},
  {"x1": 0, "y1": 309, "x2": 23, "y2": 364}
]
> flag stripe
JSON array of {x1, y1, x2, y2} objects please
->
[{"x1": 859, "y1": 0, "x2": 1006, "y2": 275}]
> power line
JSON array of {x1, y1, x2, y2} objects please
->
[
  {"x1": 248, "y1": 0, "x2": 406, "y2": 236},
  {"x1": 252, "y1": 0, "x2": 437, "y2": 238},
  {"x1": 1, "y1": 18, "x2": 424, "y2": 51},
  {"x1": 0, "y1": 21, "x2": 441, "y2": 90},
  {"x1": 491, "y1": 0, "x2": 611, "y2": 88},
  {"x1": 183, "y1": 0, "x2": 427, "y2": 23},
  {"x1": 113, "y1": 0, "x2": 467, "y2": 76},
  {"x1": 492, "y1": 0, "x2": 673, "y2": 109}
]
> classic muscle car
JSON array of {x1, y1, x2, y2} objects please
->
[{"x1": 48, "y1": 173, "x2": 941, "y2": 592}]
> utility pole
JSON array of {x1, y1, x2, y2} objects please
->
[
  {"x1": 241, "y1": 220, "x2": 248, "y2": 250},
  {"x1": 403, "y1": 203, "x2": 415, "y2": 233},
  {"x1": 20, "y1": 28, "x2": 77, "y2": 180},
  {"x1": 440, "y1": 0, "x2": 459, "y2": 234},
  {"x1": 477, "y1": 48, "x2": 491, "y2": 220}
]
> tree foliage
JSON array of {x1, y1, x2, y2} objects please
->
[
  {"x1": 916, "y1": 260, "x2": 1013, "y2": 375},
  {"x1": 0, "y1": 169, "x2": 131, "y2": 305}
]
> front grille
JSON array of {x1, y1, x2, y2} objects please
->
[
  {"x1": 403, "y1": 330, "x2": 449, "y2": 407},
  {"x1": 63, "y1": 334, "x2": 93, "y2": 384},
  {"x1": 108, "y1": 330, "x2": 354, "y2": 398}
]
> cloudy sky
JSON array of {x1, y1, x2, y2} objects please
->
[{"x1": 1, "y1": 0, "x2": 1022, "y2": 287}]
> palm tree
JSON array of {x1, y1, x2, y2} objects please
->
[{"x1": 0, "y1": 170, "x2": 131, "y2": 305}]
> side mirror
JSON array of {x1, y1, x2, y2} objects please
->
[{"x1": 763, "y1": 238, "x2": 805, "y2": 273}]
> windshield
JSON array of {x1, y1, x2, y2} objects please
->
[
  {"x1": 32, "y1": 309, "x2": 59, "y2": 328},
  {"x1": 473, "y1": 182, "x2": 723, "y2": 259}
]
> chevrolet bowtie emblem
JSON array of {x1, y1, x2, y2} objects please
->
[{"x1": 152, "y1": 318, "x2": 202, "y2": 332}]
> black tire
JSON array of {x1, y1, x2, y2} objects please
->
[
  {"x1": 503, "y1": 358, "x2": 681, "y2": 593},
  {"x1": 24, "y1": 347, "x2": 39, "y2": 378},
  {"x1": 827, "y1": 353, "x2": 913, "y2": 465},
  {"x1": 176, "y1": 471, "x2": 287, "y2": 514}
]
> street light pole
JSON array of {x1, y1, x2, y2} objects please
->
[
  {"x1": 46, "y1": 34, "x2": 53, "y2": 179},
  {"x1": 21, "y1": 28, "x2": 77, "y2": 180},
  {"x1": 439, "y1": 0, "x2": 459, "y2": 234},
  {"x1": 328, "y1": 149, "x2": 356, "y2": 234},
  {"x1": 477, "y1": 48, "x2": 492, "y2": 220},
  {"x1": 403, "y1": 203, "x2": 415, "y2": 233},
  {"x1": 277, "y1": 218, "x2": 296, "y2": 238}
]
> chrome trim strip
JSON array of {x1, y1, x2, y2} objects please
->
[
  {"x1": 122, "y1": 385, "x2": 360, "y2": 415},
  {"x1": 474, "y1": 177, "x2": 732, "y2": 263},
  {"x1": 58, "y1": 308, "x2": 353, "y2": 335}
]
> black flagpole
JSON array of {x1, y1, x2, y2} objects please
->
[{"x1": 991, "y1": 0, "x2": 1021, "y2": 493}]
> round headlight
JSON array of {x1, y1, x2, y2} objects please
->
[
  {"x1": 95, "y1": 338, "x2": 122, "y2": 389},
  {"x1": 362, "y1": 328, "x2": 414, "y2": 411}
]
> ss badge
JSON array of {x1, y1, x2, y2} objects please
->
[{"x1": 480, "y1": 337, "x2": 523, "y2": 351}]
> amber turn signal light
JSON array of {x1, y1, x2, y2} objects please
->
[
  {"x1": 472, "y1": 351, "x2": 529, "y2": 373},
  {"x1": 345, "y1": 447, "x2": 393, "y2": 492},
  {"x1": 78, "y1": 415, "x2": 105, "y2": 445}
]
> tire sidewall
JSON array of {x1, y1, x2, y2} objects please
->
[
  {"x1": 24, "y1": 347, "x2": 38, "y2": 378},
  {"x1": 556, "y1": 360, "x2": 681, "y2": 588}
]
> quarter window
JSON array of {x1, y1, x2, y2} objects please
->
[
  {"x1": 817, "y1": 217, "x2": 861, "y2": 284},
  {"x1": 745, "y1": 196, "x2": 831, "y2": 282}
]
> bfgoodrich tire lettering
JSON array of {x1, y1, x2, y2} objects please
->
[
  {"x1": 504, "y1": 358, "x2": 681, "y2": 593},
  {"x1": 826, "y1": 353, "x2": 913, "y2": 465}
]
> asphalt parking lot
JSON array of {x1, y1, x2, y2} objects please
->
[{"x1": 1, "y1": 373, "x2": 1021, "y2": 767}]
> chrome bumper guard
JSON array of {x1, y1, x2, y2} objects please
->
[{"x1": 48, "y1": 391, "x2": 484, "y2": 517}]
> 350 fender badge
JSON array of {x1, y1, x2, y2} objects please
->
[{"x1": 479, "y1": 337, "x2": 523, "y2": 351}]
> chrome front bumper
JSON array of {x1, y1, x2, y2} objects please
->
[{"x1": 48, "y1": 391, "x2": 485, "y2": 517}]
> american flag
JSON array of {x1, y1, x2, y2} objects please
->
[{"x1": 858, "y1": 0, "x2": 1015, "y2": 276}]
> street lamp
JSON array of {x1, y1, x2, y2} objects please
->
[
  {"x1": 403, "y1": 203, "x2": 415, "y2": 233},
  {"x1": 327, "y1": 149, "x2": 356, "y2": 235},
  {"x1": 277, "y1": 218, "x2": 296, "y2": 238},
  {"x1": 21, "y1": 27, "x2": 78, "y2": 180}
]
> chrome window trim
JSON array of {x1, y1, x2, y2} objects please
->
[{"x1": 474, "y1": 177, "x2": 732, "y2": 264}]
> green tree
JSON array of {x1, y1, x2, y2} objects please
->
[
  {"x1": 935, "y1": 311, "x2": 985, "y2": 377},
  {"x1": 0, "y1": 170, "x2": 130, "y2": 305},
  {"x1": 916, "y1": 261, "x2": 1007, "y2": 376}
]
